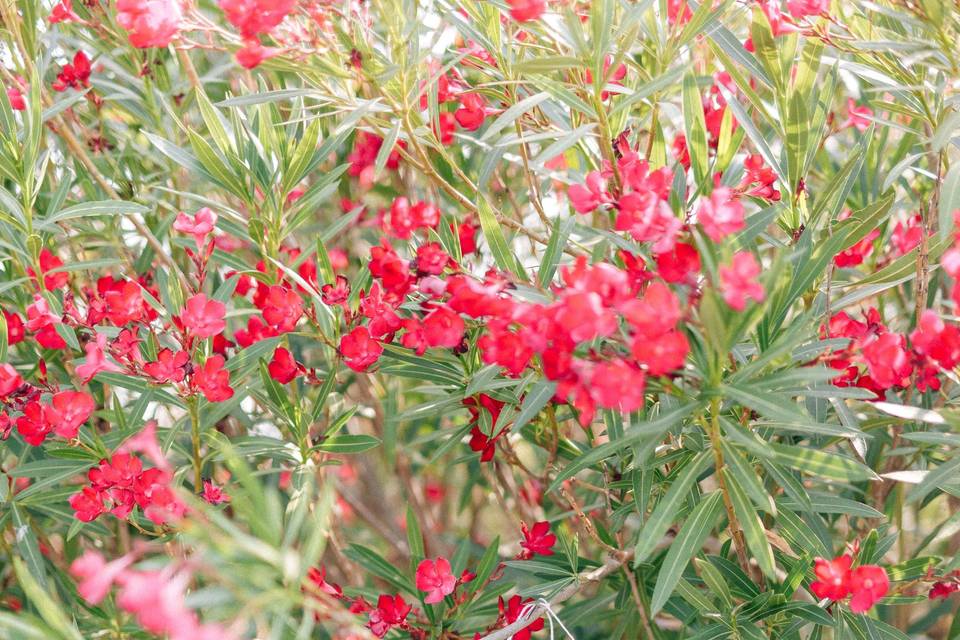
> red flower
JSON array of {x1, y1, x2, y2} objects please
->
[
  {"x1": 179, "y1": 294, "x2": 226, "y2": 339},
  {"x1": 633, "y1": 329, "x2": 689, "y2": 376},
  {"x1": 143, "y1": 349, "x2": 189, "y2": 383},
  {"x1": 455, "y1": 93, "x2": 489, "y2": 131},
  {"x1": 202, "y1": 479, "x2": 230, "y2": 505},
  {"x1": 929, "y1": 581, "x2": 959, "y2": 600},
  {"x1": 415, "y1": 557, "x2": 456, "y2": 604},
  {"x1": 422, "y1": 306, "x2": 465, "y2": 349},
  {"x1": 16, "y1": 402, "x2": 55, "y2": 446},
  {"x1": 69, "y1": 486, "x2": 107, "y2": 522},
  {"x1": 218, "y1": 0, "x2": 296, "y2": 37},
  {"x1": 235, "y1": 38, "x2": 279, "y2": 68},
  {"x1": 655, "y1": 242, "x2": 701, "y2": 284},
  {"x1": 848, "y1": 565, "x2": 889, "y2": 613},
  {"x1": 29, "y1": 249, "x2": 69, "y2": 290},
  {"x1": 3, "y1": 310, "x2": 24, "y2": 345},
  {"x1": 52, "y1": 51, "x2": 92, "y2": 92},
  {"x1": 0, "y1": 363, "x2": 22, "y2": 397},
  {"x1": 173, "y1": 207, "x2": 217, "y2": 249},
  {"x1": 479, "y1": 324, "x2": 532, "y2": 377},
  {"x1": 321, "y1": 275, "x2": 350, "y2": 307},
  {"x1": 861, "y1": 333, "x2": 911, "y2": 390},
  {"x1": 260, "y1": 286, "x2": 303, "y2": 333},
  {"x1": 415, "y1": 242, "x2": 453, "y2": 276},
  {"x1": 499, "y1": 595, "x2": 544, "y2": 640},
  {"x1": 367, "y1": 594, "x2": 411, "y2": 638},
  {"x1": 508, "y1": 0, "x2": 546, "y2": 21},
  {"x1": 268, "y1": 346, "x2": 300, "y2": 383},
  {"x1": 191, "y1": 355, "x2": 234, "y2": 402},
  {"x1": 520, "y1": 521, "x2": 556, "y2": 558},
  {"x1": 51, "y1": 390, "x2": 95, "y2": 439},
  {"x1": 719, "y1": 252, "x2": 765, "y2": 311},
  {"x1": 103, "y1": 280, "x2": 145, "y2": 326},
  {"x1": 116, "y1": 0, "x2": 181, "y2": 48},
  {"x1": 340, "y1": 326, "x2": 383, "y2": 372},
  {"x1": 49, "y1": 0, "x2": 80, "y2": 23},
  {"x1": 6, "y1": 85, "x2": 25, "y2": 111},
  {"x1": 811, "y1": 555, "x2": 852, "y2": 601},
  {"x1": 306, "y1": 566, "x2": 343, "y2": 599}
]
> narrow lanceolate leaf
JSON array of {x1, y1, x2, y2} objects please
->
[
  {"x1": 477, "y1": 196, "x2": 525, "y2": 279},
  {"x1": 39, "y1": 200, "x2": 149, "y2": 229},
  {"x1": 551, "y1": 402, "x2": 702, "y2": 494},
  {"x1": 11, "y1": 504, "x2": 46, "y2": 589},
  {"x1": 650, "y1": 491, "x2": 723, "y2": 615},
  {"x1": 723, "y1": 468, "x2": 775, "y2": 579},
  {"x1": 682, "y1": 72, "x2": 710, "y2": 189},
  {"x1": 768, "y1": 442, "x2": 879, "y2": 482},
  {"x1": 634, "y1": 450, "x2": 711, "y2": 564},
  {"x1": 538, "y1": 215, "x2": 574, "y2": 286}
]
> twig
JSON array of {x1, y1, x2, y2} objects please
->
[{"x1": 476, "y1": 551, "x2": 632, "y2": 640}]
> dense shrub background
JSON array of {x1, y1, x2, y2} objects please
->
[{"x1": 2, "y1": 1, "x2": 960, "y2": 639}]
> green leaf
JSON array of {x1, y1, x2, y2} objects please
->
[
  {"x1": 552, "y1": 402, "x2": 700, "y2": 493},
  {"x1": 682, "y1": 72, "x2": 710, "y2": 188},
  {"x1": 650, "y1": 491, "x2": 723, "y2": 614},
  {"x1": 477, "y1": 196, "x2": 525, "y2": 279},
  {"x1": 11, "y1": 504, "x2": 46, "y2": 589},
  {"x1": 634, "y1": 450, "x2": 711, "y2": 564},
  {"x1": 724, "y1": 468, "x2": 775, "y2": 579},
  {"x1": 769, "y1": 443, "x2": 879, "y2": 482},
  {"x1": 538, "y1": 215, "x2": 574, "y2": 286},
  {"x1": 39, "y1": 200, "x2": 149, "y2": 230},
  {"x1": 314, "y1": 434, "x2": 380, "y2": 454}
]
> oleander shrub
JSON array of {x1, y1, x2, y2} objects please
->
[{"x1": 3, "y1": 0, "x2": 960, "y2": 638}]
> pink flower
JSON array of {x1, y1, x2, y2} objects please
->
[
  {"x1": 143, "y1": 348, "x2": 189, "y2": 383},
  {"x1": 842, "y1": 98, "x2": 873, "y2": 132},
  {"x1": 786, "y1": 0, "x2": 828, "y2": 19},
  {"x1": 568, "y1": 171, "x2": 610, "y2": 213},
  {"x1": 51, "y1": 390, "x2": 95, "y2": 439},
  {"x1": 173, "y1": 207, "x2": 217, "y2": 249},
  {"x1": 508, "y1": 0, "x2": 545, "y2": 21},
  {"x1": 698, "y1": 187, "x2": 744, "y2": 242},
  {"x1": 0, "y1": 363, "x2": 23, "y2": 397},
  {"x1": 116, "y1": 0, "x2": 181, "y2": 48},
  {"x1": 415, "y1": 557, "x2": 456, "y2": 604},
  {"x1": 179, "y1": 294, "x2": 226, "y2": 339},
  {"x1": 119, "y1": 421, "x2": 171, "y2": 472},
  {"x1": 75, "y1": 334, "x2": 123, "y2": 383},
  {"x1": 719, "y1": 252, "x2": 765, "y2": 311},
  {"x1": 70, "y1": 550, "x2": 134, "y2": 604}
]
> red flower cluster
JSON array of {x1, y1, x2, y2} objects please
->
[
  {"x1": 69, "y1": 452, "x2": 185, "y2": 525},
  {"x1": 810, "y1": 554, "x2": 889, "y2": 613}
]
